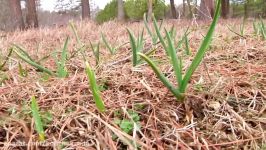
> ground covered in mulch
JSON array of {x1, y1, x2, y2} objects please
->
[{"x1": 0, "y1": 19, "x2": 265, "y2": 149}]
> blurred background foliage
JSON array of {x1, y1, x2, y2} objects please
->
[{"x1": 0, "y1": 0, "x2": 265, "y2": 30}]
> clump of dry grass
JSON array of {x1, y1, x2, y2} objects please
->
[{"x1": 0, "y1": 19, "x2": 265, "y2": 149}]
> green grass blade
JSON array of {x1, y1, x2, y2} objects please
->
[
  {"x1": 180, "y1": 0, "x2": 221, "y2": 93},
  {"x1": 184, "y1": 33, "x2": 191, "y2": 55},
  {"x1": 57, "y1": 37, "x2": 69, "y2": 78},
  {"x1": 69, "y1": 21, "x2": 81, "y2": 45},
  {"x1": 96, "y1": 43, "x2": 100, "y2": 64},
  {"x1": 253, "y1": 22, "x2": 258, "y2": 35},
  {"x1": 158, "y1": 19, "x2": 163, "y2": 30},
  {"x1": 154, "y1": 19, "x2": 163, "y2": 44},
  {"x1": 260, "y1": 18, "x2": 266, "y2": 40},
  {"x1": 101, "y1": 32, "x2": 115, "y2": 54},
  {"x1": 176, "y1": 27, "x2": 190, "y2": 50},
  {"x1": 37, "y1": 54, "x2": 50, "y2": 64},
  {"x1": 152, "y1": 15, "x2": 167, "y2": 54},
  {"x1": 127, "y1": 29, "x2": 138, "y2": 67},
  {"x1": 18, "y1": 62, "x2": 27, "y2": 77},
  {"x1": 164, "y1": 28, "x2": 182, "y2": 87},
  {"x1": 12, "y1": 44, "x2": 35, "y2": 62},
  {"x1": 0, "y1": 48, "x2": 13, "y2": 70},
  {"x1": 169, "y1": 25, "x2": 176, "y2": 40},
  {"x1": 137, "y1": 28, "x2": 144, "y2": 51},
  {"x1": 226, "y1": 25, "x2": 245, "y2": 38},
  {"x1": 138, "y1": 53, "x2": 184, "y2": 100},
  {"x1": 85, "y1": 62, "x2": 105, "y2": 112},
  {"x1": 135, "y1": 29, "x2": 145, "y2": 65},
  {"x1": 60, "y1": 37, "x2": 69, "y2": 65},
  {"x1": 94, "y1": 42, "x2": 100, "y2": 66},
  {"x1": 31, "y1": 96, "x2": 45, "y2": 141},
  {"x1": 90, "y1": 40, "x2": 100, "y2": 66},
  {"x1": 143, "y1": 13, "x2": 155, "y2": 41},
  {"x1": 240, "y1": 19, "x2": 245, "y2": 36},
  {"x1": 69, "y1": 21, "x2": 87, "y2": 61},
  {"x1": 13, "y1": 47, "x2": 54, "y2": 75}
]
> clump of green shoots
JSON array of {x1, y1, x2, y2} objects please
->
[
  {"x1": 69, "y1": 22, "x2": 106, "y2": 112},
  {"x1": 184, "y1": 31, "x2": 191, "y2": 55},
  {"x1": 13, "y1": 37, "x2": 70, "y2": 78},
  {"x1": 31, "y1": 96, "x2": 45, "y2": 141},
  {"x1": 0, "y1": 48, "x2": 13, "y2": 71},
  {"x1": 68, "y1": 21, "x2": 87, "y2": 60},
  {"x1": 253, "y1": 21, "x2": 259, "y2": 35},
  {"x1": 143, "y1": 13, "x2": 163, "y2": 45},
  {"x1": 127, "y1": 28, "x2": 144, "y2": 67},
  {"x1": 253, "y1": 18, "x2": 266, "y2": 40},
  {"x1": 12, "y1": 45, "x2": 55, "y2": 76},
  {"x1": 138, "y1": 0, "x2": 221, "y2": 101},
  {"x1": 240, "y1": 19, "x2": 245, "y2": 36},
  {"x1": 169, "y1": 25, "x2": 177, "y2": 40},
  {"x1": 260, "y1": 19, "x2": 266, "y2": 40},
  {"x1": 227, "y1": 18, "x2": 245, "y2": 38},
  {"x1": 173, "y1": 27, "x2": 191, "y2": 56},
  {"x1": 169, "y1": 26, "x2": 192, "y2": 56},
  {"x1": 85, "y1": 62, "x2": 105, "y2": 112},
  {"x1": 52, "y1": 37, "x2": 69, "y2": 78},
  {"x1": 101, "y1": 32, "x2": 117, "y2": 54},
  {"x1": 89, "y1": 40, "x2": 100, "y2": 66},
  {"x1": 18, "y1": 62, "x2": 28, "y2": 77}
]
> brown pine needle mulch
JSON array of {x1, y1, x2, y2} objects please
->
[{"x1": 0, "y1": 19, "x2": 265, "y2": 149}]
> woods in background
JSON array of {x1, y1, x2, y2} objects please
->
[
  {"x1": 97, "y1": 0, "x2": 266, "y2": 23},
  {"x1": 81, "y1": 0, "x2": 90, "y2": 19},
  {"x1": 6, "y1": 0, "x2": 92, "y2": 30},
  {"x1": 1, "y1": 0, "x2": 266, "y2": 31},
  {"x1": 9, "y1": 0, "x2": 25, "y2": 29},
  {"x1": 26, "y1": 0, "x2": 39, "y2": 28},
  {"x1": 8, "y1": 0, "x2": 39, "y2": 29}
]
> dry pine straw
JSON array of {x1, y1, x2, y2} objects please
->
[{"x1": 0, "y1": 19, "x2": 265, "y2": 149}]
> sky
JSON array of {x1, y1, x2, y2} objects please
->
[{"x1": 41, "y1": 0, "x2": 183, "y2": 12}]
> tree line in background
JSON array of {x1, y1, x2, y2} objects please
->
[
  {"x1": 1, "y1": 0, "x2": 266, "y2": 31},
  {"x1": 6, "y1": 0, "x2": 91, "y2": 30},
  {"x1": 9, "y1": 0, "x2": 39, "y2": 29},
  {"x1": 87, "y1": 0, "x2": 266, "y2": 23}
]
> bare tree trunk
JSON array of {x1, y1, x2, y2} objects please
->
[
  {"x1": 187, "y1": 0, "x2": 193, "y2": 18},
  {"x1": 207, "y1": 0, "x2": 215, "y2": 18},
  {"x1": 117, "y1": 0, "x2": 125, "y2": 21},
  {"x1": 26, "y1": 0, "x2": 38, "y2": 28},
  {"x1": 147, "y1": 0, "x2": 153, "y2": 22},
  {"x1": 9, "y1": 0, "x2": 25, "y2": 30},
  {"x1": 198, "y1": 0, "x2": 214, "y2": 20},
  {"x1": 170, "y1": 0, "x2": 177, "y2": 19},
  {"x1": 221, "y1": 0, "x2": 229, "y2": 18},
  {"x1": 81, "y1": 0, "x2": 90, "y2": 19},
  {"x1": 183, "y1": 0, "x2": 186, "y2": 17},
  {"x1": 244, "y1": 0, "x2": 249, "y2": 19}
]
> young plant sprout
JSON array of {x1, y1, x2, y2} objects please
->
[
  {"x1": 53, "y1": 37, "x2": 69, "y2": 78},
  {"x1": 101, "y1": 32, "x2": 117, "y2": 54},
  {"x1": 143, "y1": 13, "x2": 163, "y2": 45},
  {"x1": 259, "y1": 18, "x2": 266, "y2": 40},
  {"x1": 13, "y1": 45, "x2": 55, "y2": 76},
  {"x1": 13, "y1": 38, "x2": 70, "y2": 78},
  {"x1": 31, "y1": 96, "x2": 45, "y2": 141},
  {"x1": 89, "y1": 40, "x2": 100, "y2": 66},
  {"x1": 85, "y1": 62, "x2": 106, "y2": 112},
  {"x1": 138, "y1": 0, "x2": 221, "y2": 101},
  {"x1": 69, "y1": 22, "x2": 106, "y2": 112},
  {"x1": 127, "y1": 28, "x2": 144, "y2": 67}
]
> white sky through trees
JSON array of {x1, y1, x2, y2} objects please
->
[{"x1": 41, "y1": 0, "x2": 183, "y2": 11}]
